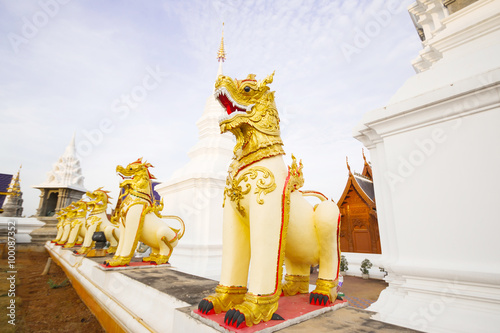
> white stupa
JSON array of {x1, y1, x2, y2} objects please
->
[
  {"x1": 155, "y1": 28, "x2": 234, "y2": 278},
  {"x1": 35, "y1": 133, "x2": 86, "y2": 194},
  {"x1": 31, "y1": 134, "x2": 87, "y2": 244},
  {"x1": 354, "y1": 1, "x2": 500, "y2": 332}
]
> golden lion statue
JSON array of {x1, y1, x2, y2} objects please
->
[
  {"x1": 54, "y1": 200, "x2": 86, "y2": 246},
  {"x1": 198, "y1": 73, "x2": 341, "y2": 328},
  {"x1": 52, "y1": 206, "x2": 70, "y2": 244},
  {"x1": 104, "y1": 158, "x2": 185, "y2": 267},
  {"x1": 76, "y1": 188, "x2": 120, "y2": 255},
  {"x1": 62, "y1": 200, "x2": 88, "y2": 248}
]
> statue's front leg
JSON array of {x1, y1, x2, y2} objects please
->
[
  {"x1": 76, "y1": 225, "x2": 86, "y2": 245},
  {"x1": 105, "y1": 205, "x2": 143, "y2": 267},
  {"x1": 77, "y1": 223, "x2": 98, "y2": 254},
  {"x1": 52, "y1": 225, "x2": 63, "y2": 243},
  {"x1": 223, "y1": 194, "x2": 285, "y2": 328},
  {"x1": 104, "y1": 225, "x2": 119, "y2": 254},
  {"x1": 57, "y1": 224, "x2": 71, "y2": 245},
  {"x1": 198, "y1": 205, "x2": 249, "y2": 315},
  {"x1": 64, "y1": 224, "x2": 80, "y2": 248}
]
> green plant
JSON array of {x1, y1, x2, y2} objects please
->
[
  {"x1": 360, "y1": 259, "x2": 372, "y2": 275},
  {"x1": 340, "y1": 255, "x2": 348, "y2": 272},
  {"x1": 47, "y1": 278, "x2": 69, "y2": 289}
]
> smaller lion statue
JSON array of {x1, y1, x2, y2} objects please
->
[
  {"x1": 76, "y1": 188, "x2": 120, "y2": 255},
  {"x1": 52, "y1": 206, "x2": 70, "y2": 243},
  {"x1": 63, "y1": 200, "x2": 88, "y2": 248},
  {"x1": 55, "y1": 201, "x2": 86, "y2": 246},
  {"x1": 104, "y1": 158, "x2": 185, "y2": 267}
]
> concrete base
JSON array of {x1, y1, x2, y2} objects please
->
[{"x1": 45, "y1": 241, "x2": 415, "y2": 332}]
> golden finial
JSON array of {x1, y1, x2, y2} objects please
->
[
  {"x1": 346, "y1": 156, "x2": 352, "y2": 174},
  {"x1": 362, "y1": 148, "x2": 368, "y2": 164},
  {"x1": 217, "y1": 22, "x2": 226, "y2": 62}
]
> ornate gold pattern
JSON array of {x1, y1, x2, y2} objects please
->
[
  {"x1": 282, "y1": 274, "x2": 310, "y2": 296},
  {"x1": 287, "y1": 155, "x2": 304, "y2": 192},
  {"x1": 204, "y1": 285, "x2": 248, "y2": 313},
  {"x1": 86, "y1": 188, "x2": 111, "y2": 215},
  {"x1": 223, "y1": 167, "x2": 276, "y2": 217}
]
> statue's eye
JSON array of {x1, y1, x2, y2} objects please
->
[{"x1": 244, "y1": 86, "x2": 251, "y2": 92}]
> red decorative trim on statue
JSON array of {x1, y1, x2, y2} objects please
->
[
  {"x1": 274, "y1": 171, "x2": 292, "y2": 294},
  {"x1": 336, "y1": 214, "x2": 341, "y2": 280}
]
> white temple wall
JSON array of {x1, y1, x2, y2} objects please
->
[{"x1": 353, "y1": 1, "x2": 500, "y2": 331}]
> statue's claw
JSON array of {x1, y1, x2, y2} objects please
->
[
  {"x1": 198, "y1": 299, "x2": 214, "y2": 315},
  {"x1": 309, "y1": 292, "x2": 330, "y2": 306},
  {"x1": 224, "y1": 309, "x2": 246, "y2": 328}
]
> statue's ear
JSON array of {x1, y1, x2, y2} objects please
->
[{"x1": 260, "y1": 70, "x2": 275, "y2": 87}]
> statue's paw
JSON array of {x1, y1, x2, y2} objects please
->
[
  {"x1": 309, "y1": 292, "x2": 330, "y2": 306},
  {"x1": 63, "y1": 243, "x2": 75, "y2": 248},
  {"x1": 106, "y1": 246, "x2": 117, "y2": 254},
  {"x1": 104, "y1": 256, "x2": 130, "y2": 267},
  {"x1": 310, "y1": 278, "x2": 337, "y2": 306},
  {"x1": 150, "y1": 255, "x2": 169, "y2": 265},
  {"x1": 75, "y1": 247, "x2": 90, "y2": 255},
  {"x1": 198, "y1": 299, "x2": 215, "y2": 315},
  {"x1": 224, "y1": 308, "x2": 247, "y2": 328},
  {"x1": 224, "y1": 295, "x2": 279, "y2": 328},
  {"x1": 198, "y1": 286, "x2": 247, "y2": 315},
  {"x1": 142, "y1": 254, "x2": 158, "y2": 262}
]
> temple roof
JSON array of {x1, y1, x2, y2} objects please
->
[
  {"x1": 354, "y1": 173, "x2": 375, "y2": 202},
  {"x1": 338, "y1": 155, "x2": 376, "y2": 209},
  {"x1": 33, "y1": 134, "x2": 86, "y2": 192}
]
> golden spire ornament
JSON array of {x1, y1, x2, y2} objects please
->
[{"x1": 217, "y1": 23, "x2": 226, "y2": 62}]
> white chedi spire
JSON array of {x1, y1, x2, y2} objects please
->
[
  {"x1": 163, "y1": 26, "x2": 234, "y2": 184},
  {"x1": 35, "y1": 134, "x2": 86, "y2": 191}
]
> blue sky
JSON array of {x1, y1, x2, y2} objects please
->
[{"x1": 0, "y1": 0, "x2": 422, "y2": 216}]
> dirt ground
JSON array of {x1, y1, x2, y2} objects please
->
[
  {"x1": 0, "y1": 249, "x2": 387, "y2": 333},
  {"x1": 0, "y1": 250, "x2": 104, "y2": 333}
]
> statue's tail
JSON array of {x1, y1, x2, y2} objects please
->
[
  {"x1": 163, "y1": 215, "x2": 186, "y2": 240},
  {"x1": 300, "y1": 190, "x2": 329, "y2": 202}
]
